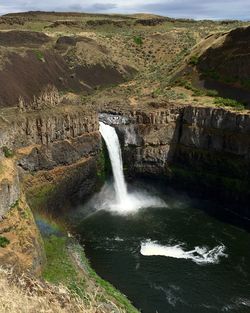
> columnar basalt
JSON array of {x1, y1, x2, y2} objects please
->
[{"x1": 101, "y1": 106, "x2": 250, "y2": 218}]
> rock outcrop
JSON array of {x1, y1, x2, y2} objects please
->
[
  {"x1": 0, "y1": 158, "x2": 20, "y2": 217},
  {"x1": 102, "y1": 106, "x2": 250, "y2": 218},
  {"x1": 0, "y1": 192, "x2": 45, "y2": 275},
  {"x1": 0, "y1": 105, "x2": 102, "y2": 215}
]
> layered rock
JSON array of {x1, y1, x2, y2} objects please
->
[
  {"x1": 102, "y1": 106, "x2": 250, "y2": 218},
  {"x1": 0, "y1": 105, "x2": 103, "y2": 216},
  {"x1": 0, "y1": 158, "x2": 20, "y2": 217}
]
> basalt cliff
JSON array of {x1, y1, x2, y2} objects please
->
[{"x1": 0, "y1": 11, "x2": 250, "y2": 313}]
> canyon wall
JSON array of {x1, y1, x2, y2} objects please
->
[
  {"x1": 0, "y1": 105, "x2": 103, "y2": 273},
  {"x1": 1, "y1": 104, "x2": 250, "y2": 224},
  {"x1": 0, "y1": 105, "x2": 102, "y2": 216},
  {"x1": 102, "y1": 106, "x2": 250, "y2": 219}
]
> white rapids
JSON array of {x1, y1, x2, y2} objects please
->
[{"x1": 140, "y1": 240, "x2": 228, "y2": 265}]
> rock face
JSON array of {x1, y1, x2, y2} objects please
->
[
  {"x1": 1, "y1": 104, "x2": 250, "y2": 222},
  {"x1": 0, "y1": 105, "x2": 102, "y2": 274},
  {"x1": 103, "y1": 106, "x2": 250, "y2": 218},
  {"x1": 0, "y1": 105, "x2": 102, "y2": 216},
  {"x1": 0, "y1": 106, "x2": 98, "y2": 150},
  {"x1": 0, "y1": 158, "x2": 20, "y2": 217},
  {"x1": 0, "y1": 192, "x2": 45, "y2": 275},
  {"x1": 198, "y1": 26, "x2": 250, "y2": 83}
]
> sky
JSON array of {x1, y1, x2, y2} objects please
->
[{"x1": 0, "y1": 0, "x2": 250, "y2": 20}]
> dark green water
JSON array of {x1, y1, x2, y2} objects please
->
[{"x1": 68, "y1": 180, "x2": 250, "y2": 313}]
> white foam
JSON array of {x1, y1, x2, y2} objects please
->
[
  {"x1": 99, "y1": 122, "x2": 167, "y2": 215},
  {"x1": 140, "y1": 240, "x2": 227, "y2": 265},
  {"x1": 89, "y1": 182, "x2": 167, "y2": 215}
]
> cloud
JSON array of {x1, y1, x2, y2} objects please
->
[
  {"x1": 91, "y1": 3, "x2": 117, "y2": 11},
  {"x1": 0, "y1": 0, "x2": 249, "y2": 20},
  {"x1": 140, "y1": 0, "x2": 250, "y2": 20}
]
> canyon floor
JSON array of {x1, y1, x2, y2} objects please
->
[{"x1": 1, "y1": 11, "x2": 250, "y2": 313}]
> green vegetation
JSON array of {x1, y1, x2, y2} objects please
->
[
  {"x1": 97, "y1": 145, "x2": 112, "y2": 183},
  {"x1": 27, "y1": 184, "x2": 56, "y2": 211},
  {"x1": 20, "y1": 206, "x2": 33, "y2": 220},
  {"x1": 189, "y1": 55, "x2": 199, "y2": 65},
  {"x1": 42, "y1": 235, "x2": 86, "y2": 297},
  {"x1": 206, "y1": 89, "x2": 219, "y2": 97},
  {"x1": 0, "y1": 236, "x2": 10, "y2": 248},
  {"x1": 133, "y1": 35, "x2": 143, "y2": 45},
  {"x1": 10, "y1": 200, "x2": 19, "y2": 209},
  {"x1": 170, "y1": 164, "x2": 250, "y2": 201},
  {"x1": 75, "y1": 244, "x2": 139, "y2": 313},
  {"x1": 174, "y1": 78, "x2": 219, "y2": 98},
  {"x1": 192, "y1": 89, "x2": 206, "y2": 96},
  {"x1": 214, "y1": 97, "x2": 245, "y2": 110},
  {"x1": 97, "y1": 148, "x2": 106, "y2": 184},
  {"x1": 2, "y1": 146, "x2": 14, "y2": 158},
  {"x1": 34, "y1": 50, "x2": 45, "y2": 62},
  {"x1": 42, "y1": 232, "x2": 138, "y2": 312}
]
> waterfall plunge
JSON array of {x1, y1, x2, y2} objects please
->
[
  {"x1": 99, "y1": 122, "x2": 127, "y2": 204},
  {"x1": 98, "y1": 122, "x2": 166, "y2": 214}
]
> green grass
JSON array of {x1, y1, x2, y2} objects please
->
[
  {"x1": 74, "y1": 244, "x2": 139, "y2": 313},
  {"x1": 189, "y1": 55, "x2": 199, "y2": 66},
  {"x1": 2, "y1": 146, "x2": 14, "y2": 158},
  {"x1": 42, "y1": 235, "x2": 86, "y2": 297},
  {"x1": 27, "y1": 184, "x2": 56, "y2": 211},
  {"x1": 206, "y1": 89, "x2": 219, "y2": 97},
  {"x1": 0, "y1": 236, "x2": 10, "y2": 248},
  {"x1": 214, "y1": 97, "x2": 245, "y2": 110},
  {"x1": 42, "y1": 234, "x2": 138, "y2": 312},
  {"x1": 133, "y1": 35, "x2": 143, "y2": 45},
  {"x1": 34, "y1": 50, "x2": 45, "y2": 62},
  {"x1": 10, "y1": 200, "x2": 19, "y2": 209}
]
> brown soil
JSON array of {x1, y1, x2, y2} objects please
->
[
  {"x1": 197, "y1": 26, "x2": 250, "y2": 86},
  {"x1": 0, "y1": 50, "x2": 132, "y2": 107},
  {"x1": 0, "y1": 30, "x2": 50, "y2": 47}
]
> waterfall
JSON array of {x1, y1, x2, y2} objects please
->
[
  {"x1": 98, "y1": 121, "x2": 166, "y2": 214},
  {"x1": 99, "y1": 122, "x2": 127, "y2": 204}
]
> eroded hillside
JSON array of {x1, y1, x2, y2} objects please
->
[
  {"x1": 0, "y1": 11, "x2": 249, "y2": 110},
  {"x1": 1, "y1": 11, "x2": 250, "y2": 313}
]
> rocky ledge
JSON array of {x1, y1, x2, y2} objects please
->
[{"x1": 102, "y1": 105, "x2": 250, "y2": 219}]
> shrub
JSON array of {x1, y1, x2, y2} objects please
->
[
  {"x1": 35, "y1": 50, "x2": 45, "y2": 62},
  {"x1": 133, "y1": 35, "x2": 143, "y2": 45},
  {"x1": 0, "y1": 236, "x2": 10, "y2": 248},
  {"x1": 189, "y1": 55, "x2": 199, "y2": 66},
  {"x1": 214, "y1": 97, "x2": 245, "y2": 110},
  {"x1": 206, "y1": 89, "x2": 219, "y2": 97},
  {"x1": 2, "y1": 146, "x2": 14, "y2": 158},
  {"x1": 192, "y1": 89, "x2": 205, "y2": 96}
]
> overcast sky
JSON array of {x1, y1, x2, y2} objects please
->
[{"x1": 0, "y1": 0, "x2": 250, "y2": 20}]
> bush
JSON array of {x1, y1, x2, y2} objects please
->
[
  {"x1": 192, "y1": 89, "x2": 205, "y2": 96},
  {"x1": 214, "y1": 97, "x2": 245, "y2": 110},
  {"x1": 35, "y1": 50, "x2": 45, "y2": 62},
  {"x1": 206, "y1": 89, "x2": 219, "y2": 97},
  {"x1": 0, "y1": 236, "x2": 10, "y2": 248},
  {"x1": 133, "y1": 35, "x2": 143, "y2": 45},
  {"x1": 2, "y1": 146, "x2": 14, "y2": 158},
  {"x1": 189, "y1": 55, "x2": 199, "y2": 66}
]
